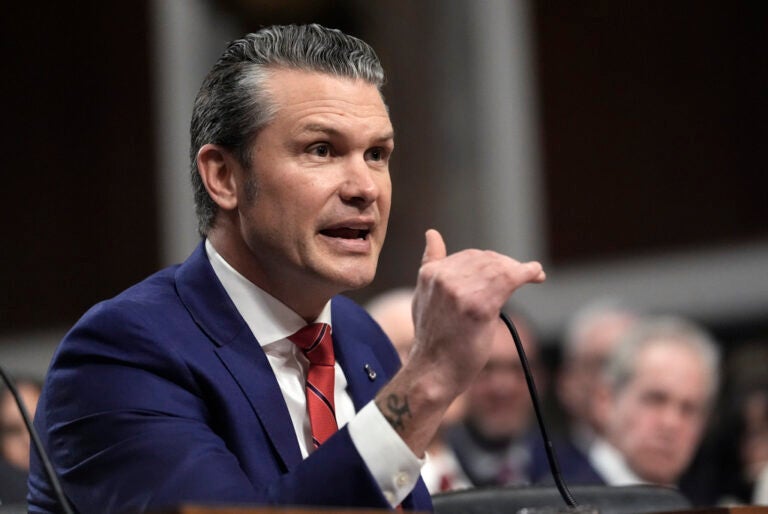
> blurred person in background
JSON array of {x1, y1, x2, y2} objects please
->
[
  {"x1": 704, "y1": 341, "x2": 768, "y2": 505},
  {"x1": 557, "y1": 299, "x2": 639, "y2": 451},
  {"x1": 538, "y1": 299, "x2": 640, "y2": 483},
  {"x1": 0, "y1": 377, "x2": 42, "y2": 505},
  {"x1": 446, "y1": 309, "x2": 544, "y2": 487},
  {"x1": 367, "y1": 288, "x2": 470, "y2": 493},
  {"x1": 1, "y1": 377, "x2": 41, "y2": 471},
  {"x1": 588, "y1": 316, "x2": 720, "y2": 502},
  {"x1": 366, "y1": 288, "x2": 416, "y2": 364},
  {"x1": 743, "y1": 386, "x2": 768, "y2": 505}
]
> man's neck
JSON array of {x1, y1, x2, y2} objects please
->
[
  {"x1": 206, "y1": 231, "x2": 330, "y2": 322},
  {"x1": 205, "y1": 239, "x2": 333, "y2": 341}
]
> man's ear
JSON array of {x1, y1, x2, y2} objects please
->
[{"x1": 197, "y1": 144, "x2": 239, "y2": 210}]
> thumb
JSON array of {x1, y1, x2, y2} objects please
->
[{"x1": 421, "y1": 229, "x2": 447, "y2": 265}]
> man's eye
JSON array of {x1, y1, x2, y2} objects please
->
[
  {"x1": 366, "y1": 147, "x2": 386, "y2": 162},
  {"x1": 309, "y1": 144, "x2": 330, "y2": 157}
]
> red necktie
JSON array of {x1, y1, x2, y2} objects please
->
[{"x1": 288, "y1": 323, "x2": 337, "y2": 449}]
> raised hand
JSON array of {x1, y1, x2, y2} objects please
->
[{"x1": 375, "y1": 229, "x2": 545, "y2": 455}]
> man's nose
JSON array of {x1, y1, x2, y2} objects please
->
[
  {"x1": 659, "y1": 403, "x2": 687, "y2": 431},
  {"x1": 339, "y1": 155, "x2": 380, "y2": 205}
]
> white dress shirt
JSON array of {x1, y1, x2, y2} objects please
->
[
  {"x1": 421, "y1": 446, "x2": 472, "y2": 493},
  {"x1": 205, "y1": 240, "x2": 421, "y2": 506},
  {"x1": 754, "y1": 463, "x2": 768, "y2": 505},
  {"x1": 588, "y1": 437, "x2": 647, "y2": 486}
]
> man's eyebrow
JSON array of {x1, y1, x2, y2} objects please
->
[
  {"x1": 298, "y1": 124, "x2": 395, "y2": 143},
  {"x1": 299, "y1": 124, "x2": 340, "y2": 136}
]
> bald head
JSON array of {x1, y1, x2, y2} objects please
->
[{"x1": 367, "y1": 288, "x2": 415, "y2": 363}]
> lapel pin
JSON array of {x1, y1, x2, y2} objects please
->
[{"x1": 363, "y1": 364, "x2": 377, "y2": 381}]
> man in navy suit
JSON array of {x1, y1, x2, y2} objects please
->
[{"x1": 29, "y1": 24, "x2": 546, "y2": 513}]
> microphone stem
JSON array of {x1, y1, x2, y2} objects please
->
[
  {"x1": 0, "y1": 366, "x2": 74, "y2": 514},
  {"x1": 499, "y1": 312, "x2": 578, "y2": 508}
]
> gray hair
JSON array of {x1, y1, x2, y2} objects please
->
[
  {"x1": 189, "y1": 24, "x2": 386, "y2": 236},
  {"x1": 563, "y1": 296, "x2": 639, "y2": 359},
  {"x1": 604, "y1": 316, "x2": 721, "y2": 401}
]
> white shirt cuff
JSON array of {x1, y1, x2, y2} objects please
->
[{"x1": 348, "y1": 401, "x2": 424, "y2": 507}]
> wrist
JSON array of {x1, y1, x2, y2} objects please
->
[{"x1": 374, "y1": 360, "x2": 462, "y2": 456}]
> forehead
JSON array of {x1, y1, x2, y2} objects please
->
[
  {"x1": 575, "y1": 313, "x2": 634, "y2": 357},
  {"x1": 263, "y1": 67, "x2": 392, "y2": 132},
  {"x1": 628, "y1": 340, "x2": 712, "y2": 399}
]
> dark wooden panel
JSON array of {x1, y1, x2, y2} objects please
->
[
  {"x1": 1, "y1": 2, "x2": 158, "y2": 333},
  {"x1": 532, "y1": 1, "x2": 768, "y2": 264}
]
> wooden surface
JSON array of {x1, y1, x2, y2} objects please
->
[
  {"x1": 158, "y1": 503, "x2": 768, "y2": 514},
  {"x1": 160, "y1": 506, "x2": 424, "y2": 514},
  {"x1": 657, "y1": 506, "x2": 768, "y2": 514}
]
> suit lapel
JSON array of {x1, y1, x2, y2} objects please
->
[
  {"x1": 214, "y1": 337, "x2": 303, "y2": 469},
  {"x1": 176, "y1": 250, "x2": 431, "y2": 509},
  {"x1": 330, "y1": 298, "x2": 390, "y2": 410},
  {"x1": 175, "y1": 242, "x2": 303, "y2": 470}
]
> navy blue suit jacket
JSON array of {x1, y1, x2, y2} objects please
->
[
  {"x1": 529, "y1": 436, "x2": 605, "y2": 487},
  {"x1": 29, "y1": 242, "x2": 432, "y2": 513}
]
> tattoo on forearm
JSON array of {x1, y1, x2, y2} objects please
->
[{"x1": 383, "y1": 393, "x2": 412, "y2": 431}]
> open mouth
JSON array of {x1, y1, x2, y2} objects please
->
[{"x1": 320, "y1": 227, "x2": 370, "y2": 240}]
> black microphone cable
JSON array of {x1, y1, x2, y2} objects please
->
[
  {"x1": 0, "y1": 366, "x2": 74, "y2": 514},
  {"x1": 500, "y1": 311, "x2": 579, "y2": 508}
]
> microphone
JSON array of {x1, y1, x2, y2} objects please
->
[
  {"x1": 0, "y1": 366, "x2": 74, "y2": 514},
  {"x1": 499, "y1": 311, "x2": 579, "y2": 508}
]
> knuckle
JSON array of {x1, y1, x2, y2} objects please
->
[
  {"x1": 457, "y1": 301, "x2": 483, "y2": 320},
  {"x1": 457, "y1": 293, "x2": 497, "y2": 321},
  {"x1": 417, "y1": 261, "x2": 438, "y2": 282}
]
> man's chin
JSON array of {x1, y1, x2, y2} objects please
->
[
  {"x1": 634, "y1": 459, "x2": 682, "y2": 486},
  {"x1": 337, "y1": 272, "x2": 377, "y2": 292},
  {"x1": 321, "y1": 257, "x2": 379, "y2": 291},
  {"x1": 316, "y1": 266, "x2": 377, "y2": 295}
]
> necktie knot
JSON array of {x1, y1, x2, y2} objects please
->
[{"x1": 288, "y1": 323, "x2": 334, "y2": 366}]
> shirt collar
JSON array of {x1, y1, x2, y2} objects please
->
[
  {"x1": 205, "y1": 239, "x2": 332, "y2": 347},
  {"x1": 588, "y1": 437, "x2": 648, "y2": 486}
]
